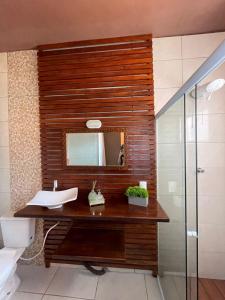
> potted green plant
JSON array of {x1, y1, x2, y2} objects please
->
[{"x1": 125, "y1": 186, "x2": 149, "y2": 207}]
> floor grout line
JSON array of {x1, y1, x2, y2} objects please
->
[
  {"x1": 16, "y1": 290, "x2": 44, "y2": 295},
  {"x1": 94, "y1": 275, "x2": 100, "y2": 300},
  {"x1": 43, "y1": 265, "x2": 59, "y2": 295},
  {"x1": 144, "y1": 274, "x2": 149, "y2": 300},
  {"x1": 17, "y1": 291, "x2": 91, "y2": 300},
  {"x1": 43, "y1": 293, "x2": 92, "y2": 299}
]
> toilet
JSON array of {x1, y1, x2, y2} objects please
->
[{"x1": 0, "y1": 213, "x2": 35, "y2": 300}]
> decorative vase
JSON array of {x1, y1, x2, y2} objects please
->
[{"x1": 128, "y1": 196, "x2": 148, "y2": 207}]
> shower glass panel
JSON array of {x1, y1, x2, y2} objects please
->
[
  {"x1": 196, "y1": 62, "x2": 225, "y2": 289},
  {"x1": 157, "y1": 96, "x2": 186, "y2": 300},
  {"x1": 157, "y1": 91, "x2": 199, "y2": 300},
  {"x1": 156, "y1": 39, "x2": 225, "y2": 300}
]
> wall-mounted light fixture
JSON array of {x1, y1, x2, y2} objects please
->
[{"x1": 86, "y1": 120, "x2": 102, "y2": 129}]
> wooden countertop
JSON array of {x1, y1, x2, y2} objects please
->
[{"x1": 14, "y1": 195, "x2": 169, "y2": 224}]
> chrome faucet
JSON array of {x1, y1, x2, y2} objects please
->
[{"x1": 53, "y1": 180, "x2": 58, "y2": 191}]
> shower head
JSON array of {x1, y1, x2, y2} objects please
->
[
  {"x1": 190, "y1": 78, "x2": 225, "y2": 99},
  {"x1": 206, "y1": 79, "x2": 225, "y2": 93}
]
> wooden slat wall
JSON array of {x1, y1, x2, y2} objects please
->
[{"x1": 38, "y1": 34, "x2": 156, "y2": 199}]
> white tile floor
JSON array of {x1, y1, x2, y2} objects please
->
[{"x1": 11, "y1": 264, "x2": 162, "y2": 300}]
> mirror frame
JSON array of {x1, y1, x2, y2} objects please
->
[{"x1": 62, "y1": 128, "x2": 128, "y2": 170}]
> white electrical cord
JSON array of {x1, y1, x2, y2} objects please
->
[{"x1": 20, "y1": 221, "x2": 60, "y2": 261}]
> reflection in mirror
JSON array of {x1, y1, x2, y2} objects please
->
[{"x1": 66, "y1": 132, "x2": 125, "y2": 167}]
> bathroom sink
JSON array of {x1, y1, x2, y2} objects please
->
[{"x1": 26, "y1": 188, "x2": 78, "y2": 209}]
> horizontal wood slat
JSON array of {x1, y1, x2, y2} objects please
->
[
  {"x1": 39, "y1": 81, "x2": 151, "y2": 95},
  {"x1": 39, "y1": 64, "x2": 152, "y2": 78},
  {"x1": 38, "y1": 55, "x2": 152, "y2": 68},
  {"x1": 38, "y1": 59, "x2": 152, "y2": 74},
  {"x1": 38, "y1": 47, "x2": 151, "y2": 62},
  {"x1": 39, "y1": 70, "x2": 152, "y2": 84},
  {"x1": 38, "y1": 34, "x2": 152, "y2": 50},
  {"x1": 38, "y1": 41, "x2": 151, "y2": 56},
  {"x1": 40, "y1": 85, "x2": 152, "y2": 97}
]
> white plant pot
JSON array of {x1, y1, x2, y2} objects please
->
[{"x1": 128, "y1": 196, "x2": 148, "y2": 207}]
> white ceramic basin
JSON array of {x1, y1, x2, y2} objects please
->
[{"x1": 26, "y1": 187, "x2": 78, "y2": 209}]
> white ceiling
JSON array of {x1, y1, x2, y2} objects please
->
[{"x1": 0, "y1": 0, "x2": 225, "y2": 51}]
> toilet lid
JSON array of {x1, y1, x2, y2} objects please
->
[{"x1": 0, "y1": 256, "x2": 15, "y2": 286}]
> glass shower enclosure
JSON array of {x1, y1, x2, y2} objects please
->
[{"x1": 156, "y1": 39, "x2": 225, "y2": 299}]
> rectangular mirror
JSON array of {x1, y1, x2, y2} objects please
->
[{"x1": 66, "y1": 131, "x2": 125, "y2": 167}]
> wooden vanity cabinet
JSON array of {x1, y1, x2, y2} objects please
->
[
  {"x1": 15, "y1": 197, "x2": 169, "y2": 276},
  {"x1": 44, "y1": 219, "x2": 158, "y2": 274}
]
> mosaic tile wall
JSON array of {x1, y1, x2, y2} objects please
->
[{"x1": 8, "y1": 50, "x2": 43, "y2": 264}]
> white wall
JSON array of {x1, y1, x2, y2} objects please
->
[
  {"x1": 153, "y1": 32, "x2": 225, "y2": 114},
  {"x1": 153, "y1": 32, "x2": 225, "y2": 279},
  {"x1": 0, "y1": 53, "x2": 10, "y2": 244}
]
